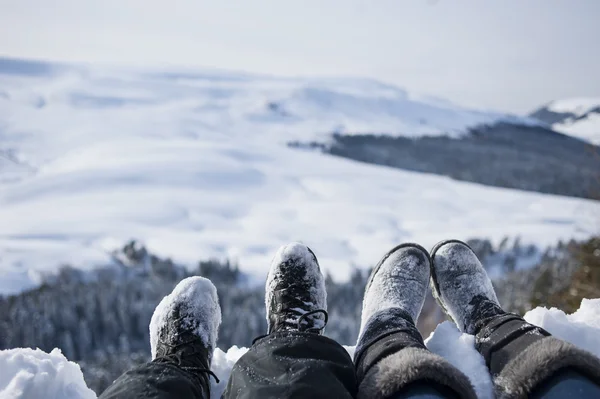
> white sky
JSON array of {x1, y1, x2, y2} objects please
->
[{"x1": 1, "y1": 0, "x2": 599, "y2": 113}]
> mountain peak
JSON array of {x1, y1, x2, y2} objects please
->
[{"x1": 530, "y1": 97, "x2": 600, "y2": 144}]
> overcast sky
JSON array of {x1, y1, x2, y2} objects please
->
[{"x1": 1, "y1": 0, "x2": 599, "y2": 113}]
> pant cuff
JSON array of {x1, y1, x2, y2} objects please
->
[
  {"x1": 494, "y1": 336, "x2": 600, "y2": 398},
  {"x1": 357, "y1": 347, "x2": 477, "y2": 399}
]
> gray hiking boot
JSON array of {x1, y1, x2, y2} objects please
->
[
  {"x1": 430, "y1": 239, "x2": 504, "y2": 334},
  {"x1": 265, "y1": 242, "x2": 328, "y2": 334},
  {"x1": 359, "y1": 243, "x2": 431, "y2": 334},
  {"x1": 354, "y1": 243, "x2": 478, "y2": 399}
]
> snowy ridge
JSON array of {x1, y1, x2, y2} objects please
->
[
  {"x1": 2, "y1": 299, "x2": 599, "y2": 399},
  {"x1": 548, "y1": 97, "x2": 600, "y2": 117},
  {"x1": 532, "y1": 97, "x2": 600, "y2": 144},
  {"x1": 0, "y1": 58, "x2": 598, "y2": 294}
]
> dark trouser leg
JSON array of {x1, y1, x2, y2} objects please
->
[
  {"x1": 222, "y1": 331, "x2": 357, "y2": 399},
  {"x1": 531, "y1": 369, "x2": 600, "y2": 399},
  {"x1": 388, "y1": 383, "x2": 456, "y2": 399},
  {"x1": 354, "y1": 308, "x2": 476, "y2": 399},
  {"x1": 475, "y1": 312, "x2": 600, "y2": 398},
  {"x1": 99, "y1": 361, "x2": 210, "y2": 399}
]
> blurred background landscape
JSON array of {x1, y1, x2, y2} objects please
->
[{"x1": 1, "y1": 1, "x2": 599, "y2": 394}]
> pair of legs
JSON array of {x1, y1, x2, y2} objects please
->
[{"x1": 100, "y1": 241, "x2": 600, "y2": 399}]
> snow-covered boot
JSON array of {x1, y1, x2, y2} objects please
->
[
  {"x1": 431, "y1": 240, "x2": 600, "y2": 398},
  {"x1": 265, "y1": 242, "x2": 328, "y2": 334},
  {"x1": 223, "y1": 243, "x2": 356, "y2": 398},
  {"x1": 150, "y1": 276, "x2": 222, "y2": 397},
  {"x1": 430, "y1": 239, "x2": 505, "y2": 335},
  {"x1": 355, "y1": 243, "x2": 476, "y2": 399}
]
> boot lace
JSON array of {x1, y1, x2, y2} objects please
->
[{"x1": 153, "y1": 337, "x2": 220, "y2": 383}]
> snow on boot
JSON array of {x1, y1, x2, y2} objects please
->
[
  {"x1": 430, "y1": 239, "x2": 503, "y2": 334},
  {"x1": 265, "y1": 242, "x2": 328, "y2": 334},
  {"x1": 355, "y1": 243, "x2": 476, "y2": 399},
  {"x1": 431, "y1": 240, "x2": 600, "y2": 398},
  {"x1": 150, "y1": 276, "x2": 222, "y2": 395}
]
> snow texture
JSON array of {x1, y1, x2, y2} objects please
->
[
  {"x1": 265, "y1": 242, "x2": 327, "y2": 329},
  {"x1": 523, "y1": 298, "x2": 600, "y2": 357},
  {"x1": 2, "y1": 299, "x2": 599, "y2": 399},
  {"x1": 149, "y1": 277, "x2": 221, "y2": 358},
  {"x1": 425, "y1": 321, "x2": 493, "y2": 398},
  {"x1": 430, "y1": 242, "x2": 499, "y2": 334},
  {"x1": 360, "y1": 246, "x2": 430, "y2": 332},
  {"x1": 0, "y1": 58, "x2": 599, "y2": 295},
  {"x1": 0, "y1": 348, "x2": 96, "y2": 399}
]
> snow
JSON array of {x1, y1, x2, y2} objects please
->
[
  {"x1": 150, "y1": 277, "x2": 221, "y2": 359},
  {"x1": 0, "y1": 58, "x2": 599, "y2": 295},
  {"x1": 426, "y1": 321, "x2": 493, "y2": 398},
  {"x1": 548, "y1": 97, "x2": 600, "y2": 117},
  {"x1": 3, "y1": 299, "x2": 599, "y2": 399},
  {"x1": 0, "y1": 348, "x2": 95, "y2": 399},
  {"x1": 546, "y1": 97, "x2": 600, "y2": 144},
  {"x1": 523, "y1": 298, "x2": 600, "y2": 357},
  {"x1": 554, "y1": 113, "x2": 600, "y2": 144}
]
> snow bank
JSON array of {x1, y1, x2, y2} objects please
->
[
  {"x1": 1, "y1": 299, "x2": 599, "y2": 399},
  {"x1": 524, "y1": 298, "x2": 600, "y2": 358},
  {"x1": 425, "y1": 321, "x2": 493, "y2": 398},
  {"x1": 0, "y1": 348, "x2": 95, "y2": 399}
]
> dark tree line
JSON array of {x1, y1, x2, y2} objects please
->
[{"x1": 290, "y1": 122, "x2": 600, "y2": 200}]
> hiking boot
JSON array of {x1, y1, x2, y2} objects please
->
[
  {"x1": 150, "y1": 276, "x2": 222, "y2": 390},
  {"x1": 266, "y1": 242, "x2": 328, "y2": 334}
]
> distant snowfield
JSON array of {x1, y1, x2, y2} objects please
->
[{"x1": 0, "y1": 59, "x2": 598, "y2": 295}]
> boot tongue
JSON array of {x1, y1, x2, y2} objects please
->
[{"x1": 269, "y1": 288, "x2": 326, "y2": 334}]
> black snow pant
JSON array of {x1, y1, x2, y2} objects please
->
[{"x1": 99, "y1": 331, "x2": 357, "y2": 399}]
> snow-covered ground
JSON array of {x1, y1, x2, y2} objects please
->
[
  {"x1": 0, "y1": 58, "x2": 598, "y2": 295},
  {"x1": 2, "y1": 299, "x2": 599, "y2": 399},
  {"x1": 547, "y1": 97, "x2": 600, "y2": 144}
]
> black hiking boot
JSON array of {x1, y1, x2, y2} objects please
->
[
  {"x1": 266, "y1": 242, "x2": 328, "y2": 334},
  {"x1": 150, "y1": 276, "x2": 222, "y2": 395}
]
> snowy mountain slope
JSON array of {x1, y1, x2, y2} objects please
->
[
  {"x1": 0, "y1": 57, "x2": 598, "y2": 295},
  {"x1": 530, "y1": 97, "x2": 600, "y2": 144}
]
